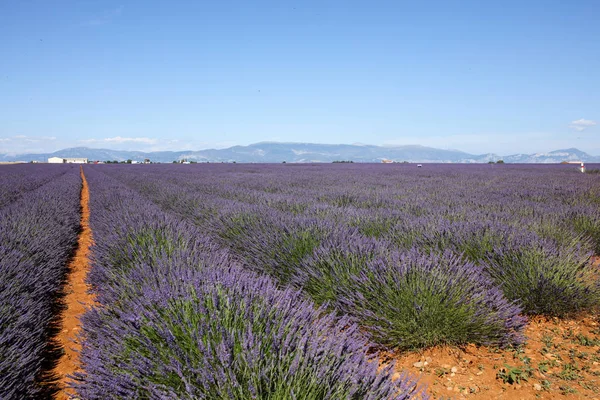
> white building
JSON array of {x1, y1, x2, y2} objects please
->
[
  {"x1": 564, "y1": 161, "x2": 586, "y2": 173},
  {"x1": 48, "y1": 157, "x2": 88, "y2": 164},
  {"x1": 65, "y1": 158, "x2": 88, "y2": 164}
]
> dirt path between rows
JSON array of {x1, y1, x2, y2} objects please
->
[{"x1": 53, "y1": 166, "x2": 95, "y2": 400}]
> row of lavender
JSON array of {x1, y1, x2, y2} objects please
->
[
  {"x1": 0, "y1": 165, "x2": 81, "y2": 398},
  {"x1": 75, "y1": 167, "x2": 425, "y2": 399},
  {"x1": 97, "y1": 163, "x2": 600, "y2": 350},
  {"x1": 0, "y1": 164, "x2": 73, "y2": 209}
]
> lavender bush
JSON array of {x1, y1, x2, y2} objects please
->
[
  {"x1": 292, "y1": 229, "x2": 390, "y2": 305},
  {"x1": 486, "y1": 237, "x2": 597, "y2": 316},
  {"x1": 571, "y1": 213, "x2": 600, "y2": 254},
  {"x1": 75, "y1": 265, "x2": 426, "y2": 399},
  {"x1": 217, "y1": 211, "x2": 327, "y2": 284},
  {"x1": 298, "y1": 234, "x2": 526, "y2": 349}
]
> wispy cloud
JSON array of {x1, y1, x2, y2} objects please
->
[
  {"x1": 105, "y1": 136, "x2": 157, "y2": 144},
  {"x1": 80, "y1": 136, "x2": 158, "y2": 145},
  {"x1": 25, "y1": 136, "x2": 56, "y2": 142},
  {"x1": 76, "y1": 137, "x2": 238, "y2": 152},
  {"x1": 0, "y1": 135, "x2": 60, "y2": 155},
  {"x1": 81, "y1": 5, "x2": 124, "y2": 27},
  {"x1": 569, "y1": 118, "x2": 597, "y2": 132},
  {"x1": 1, "y1": 135, "x2": 56, "y2": 142}
]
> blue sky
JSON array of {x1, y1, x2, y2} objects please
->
[{"x1": 1, "y1": 0, "x2": 598, "y2": 155}]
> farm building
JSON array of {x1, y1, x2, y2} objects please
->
[
  {"x1": 48, "y1": 157, "x2": 88, "y2": 164},
  {"x1": 65, "y1": 158, "x2": 88, "y2": 164}
]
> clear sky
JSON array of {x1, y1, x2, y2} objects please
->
[{"x1": 1, "y1": 0, "x2": 598, "y2": 155}]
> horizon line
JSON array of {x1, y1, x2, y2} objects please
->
[{"x1": 0, "y1": 141, "x2": 594, "y2": 158}]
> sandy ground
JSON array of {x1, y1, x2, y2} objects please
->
[{"x1": 52, "y1": 167, "x2": 95, "y2": 400}]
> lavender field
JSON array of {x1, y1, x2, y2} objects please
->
[
  {"x1": 1, "y1": 163, "x2": 600, "y2": 399},
  {"x1": 77, "y1": 163, "x2": 600, "y2": 397}
]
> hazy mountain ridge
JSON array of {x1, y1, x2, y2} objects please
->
[
  {"x1": 502, "y1": 148, "x2": 597, "y2": 164},
  {"x1": 1, "y1": 143, "x2": 599, "y2": 164}
]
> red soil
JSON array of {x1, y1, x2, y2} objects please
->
[{"x1": 53, "y1": 167, "x2": 95, "y2": 400}]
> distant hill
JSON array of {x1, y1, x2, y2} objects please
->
[
  {"x1": 501, "y1": 148, "x2": 600, "y2": 163},
  {"x1": 1, "y1": 143, "x2": 599, "y2": 164}
]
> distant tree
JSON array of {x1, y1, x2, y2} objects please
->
[
  {"x1": 488, "y1": 161, "x2": 495, "y2": 164},
  {"x1": 126, "y1": 159, "x2": 132, "y2": 164},
  {"x1": 496, "y1": 160, "x2": 505, "y2": 164},
  {"x1": 173, "y1": 161, "x2": 178, "y2": 163},
  {"x1": 282, "y1": 161, "x2": 286, "y2": 163}
]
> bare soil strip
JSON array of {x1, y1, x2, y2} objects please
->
[{"x1": 53, "y1": 167, "x2": 95, "y2": 400}]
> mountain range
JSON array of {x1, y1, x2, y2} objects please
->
[{"x1": 1, "y1": 142, "x2": 599, "y2": 164}]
